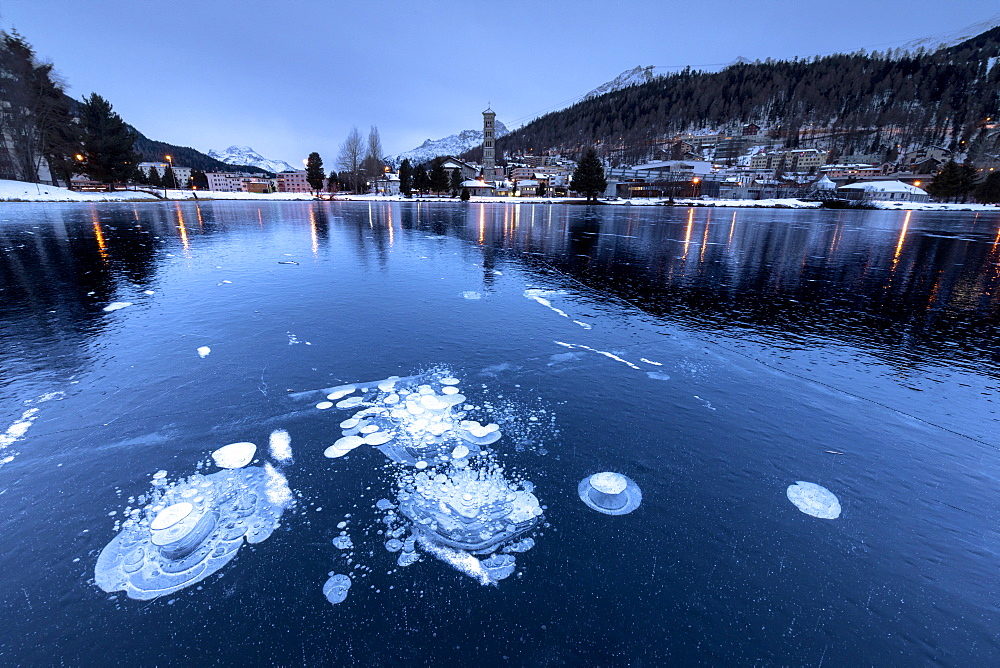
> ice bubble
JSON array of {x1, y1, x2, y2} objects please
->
[
  {"x1": 211, "y1": 442, "x2": 256, "y2": 469},
  {"x1": 440, "y1": 377, "x2": 460, "y2": 385},
  {"x1": 323, "y1": 573, "x2": 351, "y2": 605},
  {"x1": 578, "y1": 472, "x2": 642, "y2": 515},
  {"x1": 451, "y1": 444, "x2": 470, "y2": 460},
  {"x1": 591, "y1": 472, "x2": 627, "y2": 495},
  {"x1": 102, "y1": 301, "x2": 132, "y2": 312},
  {"x1": 144, "y1": 290, "x2": 155, "y2": 296},
  {"x1": 398, "y1": 466, "x2": 542, "y2": 552},
  {"x1": 786, "y1": 481, "x2": 841, "y2": 519},
  {"x1": 336, "y1": 396, "x2": 364, "y2": 409},
  {"x1": 149, "y1": 502, "x2": 193, "y2": 531},
  {"x1": 377, "y1": 378, "x2": 399, "y2": 392},
  {"x1": 95, "y1": 467, "x2": 287, "y2": 600},
  {"x1": 646, "y1": 371, "x2": 671, "y2": 381},
  {"x1": 360, "y1": 425, "x2": 380, "y2": 434},
  {"x1": 263, "y1": 463, "x2": 293, "y2": 508},
  {"x1": 327, "y1": 386, "x2": 356, "y2": 401},
  {"x1": 268, "y1": 429, "x2": 292, "y2": 462},
  {"x1": 376, "y1": 499, "x2": 396, "y2": 510},
  {"x1": 441, "y1": 386, "x2": 459, "y2": 395},
  {"x1": 385, "y1": 538, "x2": 403, "y2": 552},
  {"x1": 334, "y1": 435, "x2": 365, "y2": 450},
  {"x1": 332, "y1": 536, "x2": 353, "y2": 550},
  {"x1": 397, "y1": 551, "x2": 420, "y2": 567},
  {"x1": 316, "y1": 401, "x2": 334, "y2": 410},
  {"x1": 415, "y1": 461, "x2": 428, "y2": 469},
  {"x1": 152, "y1": 470, "x2": 168, "y2": 480},
  {"x1": 462, "y1": 291, "x2": 482, "y2": 300},
  {"x1": 197, "y1": 346, "x2": 211, "y2": 358},
  {"x1": 363, "y1": 432, "x2": 394, "y2": 446},
  {"x1": 340, "y1": 418, "x2": 361, "y2": 429},
  {"x1": 504, "y1": 537, "x2": 535, "y2": 553},
  {"x1": 481, "y1": 554, "x2": 516, "y2": 581}
]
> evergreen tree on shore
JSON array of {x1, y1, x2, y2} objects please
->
[
  {"x1": 572, "y1": 149, "x2": 607, "y2": 202},
  {"x1": 79, "y1": 93, "x2": 138, "y2": 191},
  {"x1": 975, "y1": 171, "x2": 1000, "y2": 203},
  {"x1": 306, "y1": 152, "x2": 325, "y2": 194},
  {"x1": 399, "y1": 158, "x2": 413, "y2": 197}
]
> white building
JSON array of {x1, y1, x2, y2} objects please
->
[
  {"x1": 460, "y1": 179, "x2": 495, "y2": 196},
  {"x1": 838, "y1": 180, "x2": 929, "y2": 202},
  {"x1": 374, "y1": 173, "x2": 401, "y2": 196}
]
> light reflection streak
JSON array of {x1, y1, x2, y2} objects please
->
[
  {"x1": 728, "y1": 211, "x2": 737, "y2": 246},
  {"x1": 682, "y1": 208, "x2": 694, "y2": 260},
  {"x1": 892, "y1": 210, "x2": 911, "y2": 271},
  {"x1": 92, "y1": 213, "x2": 109, "y2": 263},
  {"x1": 387, "y1": 204, "x2": 394, "y2": 246},
  {"x1": 175, "y1": 203, "x2": 190, "y2": 255},
  {"x1": 699, "y1": 209, "x2": 711, "y2": 264},
  {"x1": 478, "y1": 204, "x2": 485, "y2": 245},
  {"x1": 309, "y1": 206, "x2": 319, "y2": 257}
]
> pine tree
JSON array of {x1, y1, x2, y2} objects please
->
[
  {"x1": 975, "y1": 171, "x2": 1000, "y2": 203},
  {"x1": 461, "y1": 187, "x2": 470, "y2": 201},
  {"x1": 148, "y1": 166, "x2": 162, "y2": 187},
  {"x1": 430, "y1": 160, "x2": 449, "y2": 194},
  {"x1": 326, "y1": 170, "x2": 339, "y2": 193},
  {"x1": 163, "y1": 164, "x2": 176, "y2": 189},
  {"x1": 572, "y1": 149, "x2": 607, "y2": 202},
  {"x1": 399, "y1": 159, "x2": 413, "y2": 197},
  {"x1": 191, "y1": 169, "x2": 208, "y2": 190},
  {"x1": 306, "y1": 152, "x2": 325, "y2": 194},
  {"x1": 450, "y1": 169, "x2": 462, "y2": 195},
  {"x1": 79, "y1": 93, "x2": 138, "y2": 190},
  {"x1": 413, "y1": 166, "x2": 429, "y2": 195}
]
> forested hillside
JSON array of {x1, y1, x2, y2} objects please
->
[
  {"x1": 132, "y1": 130, "x2": 269, "y2": 175},
  {"x1": 496, "y1": 27, "x2": 1000, "y2": 164}
]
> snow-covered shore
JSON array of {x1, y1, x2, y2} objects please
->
[
  {"x1": 2, "y1": 181, "x2": 995, "y2": 211},
  {"x1": 0, "y1": 180, "x2": 315, "y2": 202},
  {"x1": 334, "y1": 193, "x2": 998, "y2": 211}
]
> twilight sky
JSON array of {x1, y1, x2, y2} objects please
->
[{"x1": 2, "y1": 0, "x2": 998, "y2": 165}]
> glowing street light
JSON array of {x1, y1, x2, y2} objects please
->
[{"x1": 164, "y1": 155, "x2": 177, "y2": 195}]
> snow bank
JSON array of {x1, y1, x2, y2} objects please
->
[
  {"x1": 871, "y1": 200, "x2": 999, "y2": 212},
  {"x1": 0, "y1": 180, "x2": 316, "y2": 202},
  {"x1": 334, "y1": 193, "x2": 821, "y2": 208},
  {"x1": 0, "y1": 180, "x2": 158, "y2": 202}
]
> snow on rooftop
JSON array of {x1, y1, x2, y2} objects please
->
[{"x1": 839, "y1": 180, "x2": 928, "y2": 195}]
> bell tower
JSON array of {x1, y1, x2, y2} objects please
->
[{"x1": 482, "y1": 107, "x2": 496, "y2": 176}]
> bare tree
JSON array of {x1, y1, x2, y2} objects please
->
[
  {"x1": 363, "y1": 125, "x2": 384, "y2": 190},
  {"x1": 337, "y1": 125, "x2": 363, "y2": 193}
]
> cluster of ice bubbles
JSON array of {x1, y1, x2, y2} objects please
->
[
  {"x1": 314, "y1": 370, "x2": 544, "y2": 594},
  {"x1": 94, "y1": 434, "x2": 294, "y2": 600}
]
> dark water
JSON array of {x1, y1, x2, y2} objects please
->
[{"x1": 2, "y1": 201, "x2": 1000, "y2": 665}]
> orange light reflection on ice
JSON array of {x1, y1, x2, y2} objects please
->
[{"x1": 892, "y1": 209, "x2": 911, "y2": 269}]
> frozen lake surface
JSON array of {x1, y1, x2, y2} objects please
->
[{"x1": 2, "y1": 201, "x2": 1000, "y2": 663}]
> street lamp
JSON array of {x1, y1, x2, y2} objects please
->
[{"x1": 164, "y1": 155, "x2": 177, "y2": 195}]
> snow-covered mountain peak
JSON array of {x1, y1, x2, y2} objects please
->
[
  {"x1": 899, "y1": 12, "x2": 1000, "y2": 52},
  {"x1": 584, "y1": 66, "x2": 661, "y2": 100},
  {"x1": 207, "y1": 146, "x2": 296, "y2": 174},
  {"x1": 391, "y1": 121, "x2": 509, "y2": 166}
]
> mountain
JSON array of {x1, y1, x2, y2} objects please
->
[
  {"x1": 207, "y1": 146, "x2": 295, "y2": 173},
  {"x1": 899, "y1": 12, "x2": 1000, "y2": 52},
  {"x1": 392, "y1": 121, "x2": 509, "y2": 167},
  {"x1": 131, "y1": 130, "x2": 270, "y2": 175},
  {"x1": 584, "y1": 66, "x2": 662, "y2": 100},
  {"x1": 495, "y1": 25, "x2": 1000, "y2": 166}
]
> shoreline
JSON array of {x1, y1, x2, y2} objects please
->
[{"x1": 1, "y1": 180, "x2": 996, "y2": 212}]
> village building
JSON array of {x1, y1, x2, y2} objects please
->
[
  {"x1": 277, "y1": 170, "x2": 310, "y2": 192},
  {"x1": 837, "y1": 180, "x2": 930, "y2": 202}
]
